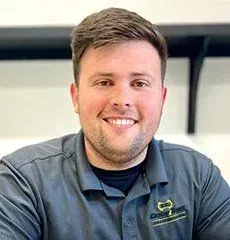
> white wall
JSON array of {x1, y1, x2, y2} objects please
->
[
  {"x1": 1, "y1": 58, "x2": 230, "y2": 181},
  {"x1": 1, "y1": 1, "x2": 230, "y2": 182},
  {"x1": 1, "y1": 0, "x2": 230, "y2": 26}
]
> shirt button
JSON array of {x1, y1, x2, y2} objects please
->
[{"x1": 126, "y1": 220, "x2": 131, "y2": 227}]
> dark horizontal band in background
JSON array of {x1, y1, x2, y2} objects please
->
[{"x1": 0, "y1": 24, "x2": 230, "y2": 60}]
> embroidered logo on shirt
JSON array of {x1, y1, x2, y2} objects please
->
[
  {"x1": 151, "y1": 200, "x2": 187, "y2": 227},
  {"x1": 157, "y1": 199, "x2": 174, "y2": 215}
]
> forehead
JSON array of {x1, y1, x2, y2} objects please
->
[{"x1": 79, "y1": 40, "x2": 161, "y2": 78}]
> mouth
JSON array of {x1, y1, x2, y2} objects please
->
[{"x1": 103, "y1": 118, "x2": 137, "y2": 128}]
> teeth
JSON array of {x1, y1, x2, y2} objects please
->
[{"x1": 107, "y1": 119, "x2": 135, "y2": 126}]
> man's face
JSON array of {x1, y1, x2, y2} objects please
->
[{"x1": 71, "y1": 40, "x2": 167, "y2": 168}]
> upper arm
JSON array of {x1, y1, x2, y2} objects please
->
[
  {"x1": 0, "y1": 158, "x2": 41, "y2": 240},
  {"x1": 195, "y1": 162, "x2": 230, "y2": 240}
]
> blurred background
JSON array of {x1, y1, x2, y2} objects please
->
[{"x1": 1, "y1": 0, "x2": 230, "y2": 182}]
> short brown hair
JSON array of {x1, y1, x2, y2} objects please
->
[{"x1": 71, "y1": 7, "x2": 168, "y2": 86}]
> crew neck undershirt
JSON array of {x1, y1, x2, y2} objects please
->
[{"x1": 91, "y1": 160, "x2": 146, "y2": 195}]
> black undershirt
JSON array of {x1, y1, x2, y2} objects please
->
[{"x1": 91, "y1": 160, "x2": 145, "y2": 195}]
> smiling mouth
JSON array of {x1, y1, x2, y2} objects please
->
[{"x1": 103, "y1": 118, "x2": 137, "y2": 127}]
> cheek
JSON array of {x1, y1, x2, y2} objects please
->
[
  {"x1": 79, "y1": 94, "x2": 107, "y2": 115},
  {"x1": 138, "y1": 97, "x2": 163, "y2": 119}
]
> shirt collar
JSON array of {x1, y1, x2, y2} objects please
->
[
  {"x1": 144, "y1": 139, "x2": 168, "y2": 186},
  {"x1": 74, "y1": 130, "x2": 103, "y2": 192},
  {"x1": 74, "y1": 130, "x2": 168, "y2": 192}
]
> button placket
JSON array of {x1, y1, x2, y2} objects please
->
[{"x1": 122, "y1": 200, "x2": 138, "y2": 239}]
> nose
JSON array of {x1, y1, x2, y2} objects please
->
[{"x1": 109, "y1": 84, "x2": 132, "y2": 108}]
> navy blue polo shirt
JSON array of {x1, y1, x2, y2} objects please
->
[{"x1": 0, "y1": 130, "x2": 230, "y2": 239}]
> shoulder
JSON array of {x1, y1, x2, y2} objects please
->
[
  {"x1": 156, "y1": 140, "x2": 214, "y2": 180},
  {"x1": 1, "y1": 134, "x2": 78, "y2": 170},
  {"x1": 158, "y1": 140, "x2": 210, "y2": 163}
]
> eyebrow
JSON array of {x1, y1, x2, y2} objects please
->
[
  {"x1": 89, "y1": 71, "x2": 155, "y2": 79},
  {"x1": 89, "y1": 72, "x2": 114, "y2": 79},
  {"x1": 129, "y1": 71, "x2": 155, "y2": 80}
]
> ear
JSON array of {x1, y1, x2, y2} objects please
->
[
  {"x1": 70, "y1": 83, "x2": 79, "y2": 113},
  {"x1": 162, "y1": 86, "x2": 167, "y2": 104}
]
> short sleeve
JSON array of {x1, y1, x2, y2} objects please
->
[
  {"x1": 195, "y1": 161, "x2": 230, "y2": 240},
  {"x1": 0, "y1": 157, "x2": 41, "y2": 240}
]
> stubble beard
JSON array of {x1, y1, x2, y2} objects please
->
[{"x1": 83, "y1": 124, "x2": 155, "y2": 169}]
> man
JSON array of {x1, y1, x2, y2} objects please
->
[{"x1": 0, "y1": 7, "x2": 229, "y2": 240}]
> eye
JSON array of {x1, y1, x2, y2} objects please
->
[
  {"x1": 97, "y1": 80, "x2": 113, "y2": 87},
  {"x1": 132, "y1": 80, "x2": 150, "y2": 88}
]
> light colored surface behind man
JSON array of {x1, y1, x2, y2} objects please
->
[
  {"x1": 1, "y1": 58, "x2": 230, "y2": 180},
  {"x1": 1, "y1": 0, "x2": 230, "y2": 177},
  {"x1": 1, "y1": 0, "x2": 230, "y2": 26}
]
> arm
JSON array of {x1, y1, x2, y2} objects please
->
[
  {"x1": 0, "y1": 158, "x2": 41, "y2": 240},
  {"x1": 195, "y1": 161, "x2": 230, "y2": 240}
]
